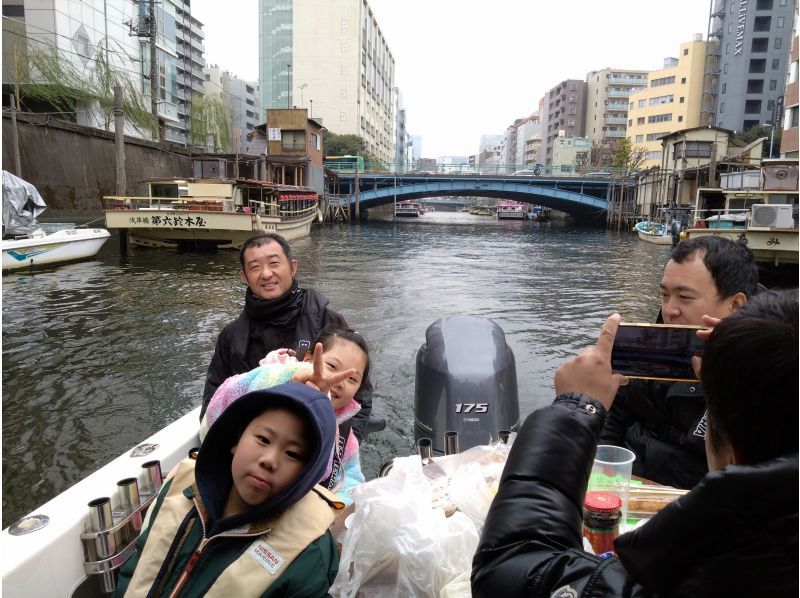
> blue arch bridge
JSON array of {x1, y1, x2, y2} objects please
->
[{"x1": 325, "y1": 172, "x2": 617, "y2": 223}]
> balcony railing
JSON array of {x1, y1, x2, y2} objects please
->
[
  {"x1": 608, "y1": 77, "x2": 647, "y2": 85},
  {"x1": 606, "y1": 102, "x2": 629, "y2": 111},
  {"x1": 605, "y1": 116, "x2": 628, "y2": 124}
]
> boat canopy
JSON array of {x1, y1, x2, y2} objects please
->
[{"x1": 2, "y1": 171, "x2": 47, "y2": 238}]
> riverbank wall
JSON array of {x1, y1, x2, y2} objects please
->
[{"x1": 2, "y1": 113, "x2": 193, "y2": 218}]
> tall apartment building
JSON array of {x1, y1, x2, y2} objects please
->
[
  {"x1": 170, "y1": 0, "x2": 206, "y2": 146},
  {"x1": 626, "y1": 37, "x2": 708, "y2": 167},
  {"x1": 584, "y1": 68, "x2": 647, "y2": 148},
  {"x1": 258, "y1": 0, "x2": 396, "y2": 162},
  {"x1": 515, "y1": 115, "x2": 540, "y2": 168},
  {"x1": 779, "y1": 5, "x2": 798, "y2": 157},
  {"x1": 702, "y1": 0, "x2": 794, "y2": 132},
  {"x1": 540, "y1": 79, "x2": 587, "y2": 165},
  {"x1": 394, "y1": 87, "x2": 409, "y2": 171},
  {"x1": 203, "y1": 65, "x2": 261, "y2": 153}
]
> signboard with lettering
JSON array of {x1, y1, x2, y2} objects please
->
[{"x1": 268, "y1": 128, "x2": 282, "y2": 141}]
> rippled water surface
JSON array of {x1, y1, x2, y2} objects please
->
[{"x1": 2, "y1": 212, "x2": 673, "y2": 526}]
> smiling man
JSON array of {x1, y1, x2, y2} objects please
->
[
  {"x1": 600, "y1": 236, "x2": 758, "y2": 489},
  {"x1": 200, "y1": 233, "x2": 373, "y2": 442}
]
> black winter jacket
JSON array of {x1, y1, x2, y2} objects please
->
[
  {"x1": 471, "y1": 393, "x2": 798, "y2": 598},
  {"x1": 600, "y1": 379, "x2": 707, "y2": 489},
  {"x1": 200, "y1": 287, "x2": 372, "y2": 440}
]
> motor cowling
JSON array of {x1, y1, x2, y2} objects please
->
[{"x1": 414, "y1": 315, "x2": 520, "y2": 454}]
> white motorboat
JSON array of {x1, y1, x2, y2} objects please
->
[
  {"x1": 2, "y1": 171, "x2": 110, "y2": 271},
  {"x1": 634, "y1": 221, "x2": 673, "y2": 245},
  {"x1": 1, "y1": 407, "x2": 202, "y2": 597},
  {"x1": 496, "y1": 200, "x2": 526, "y2": 220}
]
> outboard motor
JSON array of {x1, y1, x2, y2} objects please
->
[{"x1": 414, "y1": 315, "x2": 520, "y2": 454}]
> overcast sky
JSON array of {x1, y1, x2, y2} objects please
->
[{"x1": 191, "y1": 0, "x2": 712, "y2": 158}]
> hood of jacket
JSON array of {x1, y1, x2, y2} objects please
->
[{"x1": 195, "y1": 382, "x2": 336, "y2": 535}]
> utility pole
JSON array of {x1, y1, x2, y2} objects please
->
[
  {"x1": 149, "y1": 0, "x2": 162, "y2": 141},
  {"x1": 10, "y1": 99, "x2": 22, "y2": 177},
  {"x1": 114, "y1": 85, "x2": 126, "y2": 196}
]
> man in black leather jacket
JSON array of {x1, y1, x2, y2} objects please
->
[
  {"x1": 472, "y1": 291, "x2": 798, "y2": 597},
  {"x1": 600, "y1": 236, "x2": 758, "y2": 489},
  {"x1": 200, "y1": 232, "x2": 373, "y2": 441}
]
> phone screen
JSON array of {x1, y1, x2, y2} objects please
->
[{"x1": 611, "y1": 323, "x2": 705, "y2": 382}]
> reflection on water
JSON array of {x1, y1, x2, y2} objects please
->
[{"x1": 2, "y1": 212, "x2": 671, "y2": 526}]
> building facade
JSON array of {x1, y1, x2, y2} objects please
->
[
  {"x1": 780, "y1": 3, "x2": 798, "y2": 157},
  {"x1": 584, "y1": 68, "x2": 647, "y2": 147},
  {"x1": 550, "y1": 135, "x2": 592, "y2": 173},
  {"x1": 258, "y1": 0, "x2": 396, "y2": 162},
  {"x1": 702, "y1": 0, "x2": 795, "y2": 132},
  {"x1": 203, "y1": 65, "x2": 261, "y2": 154},
  {"x1": 394, "y1": 87, "x2": 409, "y2": 171},
  {"x1": 626, "y1": 37, "x2": 708, "y2": 167},
  {"x1": 541, "y1": 79, "x2": 587, "y2": 165},
  {"x1": 170, "y1": 0, "x2": 206, "y2": 146}
]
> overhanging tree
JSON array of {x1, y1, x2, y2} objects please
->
[{"x1": 612, "y1": 138, "x2": 647, "y2": 176}]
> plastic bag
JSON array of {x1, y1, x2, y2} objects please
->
[{"x1": 330, "y1": 455, "x2": 480, "y2": 598}]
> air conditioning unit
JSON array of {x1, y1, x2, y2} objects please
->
[{"x1": 750, "y1": 204, "x2": 795, "y2": 228}]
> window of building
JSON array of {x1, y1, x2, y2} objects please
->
[
  {"x1": 769, "y1": 79, "x2": 777, "y2": 90},
  {"x1": 720, "y1": 102, "x2": 725, "y2": 113},
  {"x1": 752, "y1": 37, "x2": 769, "y2": 52},
  {"x1": 790, "y1": 106, "x2": 799, "y2": 127},
  {"x1": 311, "y1": 133, "x2": 320, "y2": 150},
  {"x1": 726, "y1": 43, "x2": 730, "y2": 54},
  {"x1": 649, "y1": 94, "x2": 674, "y2": 105},
  {"x1": 772, "y1": 58, "x2": 780, "y2": 70},
  {"x1": 679, "y1": 96, "x2": 685, "y2": 103},
  {"x1": 750, "y1": 59, "x2": 766, "y2": 73},
  {"x1": 777, "y1": 16, "x2": 785, "y2": 27},
  {"x1": 637, "y1": 116, "x2": 645, "y2": 124},
  {"x1": 678, "y1": 115, "x2": 683, "y2": 122},
  {"x1": 767, "y1": 100, "x2": 775, "y2": 112},
  {"x1": 747, "y1": 79, "x2": 764, "y2": 93},
  {"x1": 648, "y1": 113, "x2": 673, "y2": 123},
  {"x1": 646, "y1": 151, "x2": 662, "y2": 160},
  {"x1": 628, "y1": 119, "x2": 633, "y2": 126},
  {"x1": 281, "y1": 130, "x2": 306, "y2": 151},
  {"x1": 721, "y1": 83, "x2": 726, "y2": 93},
  {"x1": 775, "y1": 38, "x2": 782, "y2": 49},
  {"x1": 743, "y1": 119, "x2": 760, "y2": 130},
  {"x1": 745, "y1": 100, "x2": 762, "y2": 113},
  {"x1": 646, "y1": 132, "x2": 669, "y2": 141},
  {"x1": 728, "y1": 23, "x2": 733, "y2": 33},
  {"x1": 681, "y1": 77, "x2": 686, "y2": 84},
  {"x1": 724, "y1": 63, "x2": 729, "y2": 73},
  {"x1": 636, "y1": 135, "x2": 644, "y2": 143},
  {"x1": 779, "y1": 0, "x2": 787, "y2": 5},
  {"x1": 756, "y1": 0, "x2": 773, "y2": 8},
  {"x1": 675, "y1": 141, "x2": 713, "y2": 158},
  {"x1": 683, "y1": 48, "x2": 688, "y2": 56},
  {"x1": 651, "y1": 76, "x2": 676, "y2": 87},
  {"x1": 753, "y1": 16, "x2": 771, "y2": 31},
  {"x1": 638, "y1": 99, "x2": 646, "y2": 107}
]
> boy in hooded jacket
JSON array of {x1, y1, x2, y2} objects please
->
[{"x1": 115, "y1": 383, "x2": 343, "y2": 597}]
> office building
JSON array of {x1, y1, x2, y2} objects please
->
[
  {"x1": 702, "y1": 0, "x2": 795, "y2": 132},
  {"x1": 626, "y1": 36, "x2": 708, "y2": 167},
  {"x1": 551, "y1": 135, "x2": 592, "y2": 173},
  {"x1": 584, "y1": 68, "x2": 647, "y2": 148},
  {"x1": 258, "y1": 0, "x2": 396, "y2": 162},
  {"x1": 203, "y1": 65, "x2": 261, "y2": 153}
]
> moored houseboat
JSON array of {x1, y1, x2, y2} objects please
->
[{"x1": 496, "y1": 200, "x2": 526, "y2": 220}]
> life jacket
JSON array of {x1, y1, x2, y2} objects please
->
[{"x1": 123, "y1": 459, "x2": 343, "y2": 597}]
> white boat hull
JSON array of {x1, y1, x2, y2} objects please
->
[
  {"x1": 2, "y1": 229, "x2": 111, "y2": 271},
  {"x1": 635, "y1": 229, "x2": 673, "y2": 245},
  {"x1": 496, "y1": 211, "x2": 525, "y2": 220},
  {"x1": 1, "y1": 407, "x2": 202, "y2": 597}
]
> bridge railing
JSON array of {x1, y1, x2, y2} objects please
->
[{"x1": 325, "y1": 162, "x2": 638, "y2": 179}]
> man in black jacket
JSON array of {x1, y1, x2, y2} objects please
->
[
  {"x1": 472, "y1": 291, "x2": 798, "y2": 597},
  {"x1": 600, "y1": 236, "x2": 758, "y2": 489},
  {"x1": 200, "y1": 232, "x2": 372, "y2": 440}
]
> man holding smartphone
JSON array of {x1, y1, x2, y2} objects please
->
[{"x1": 600, "y1": 236, "x2": 758, "y2": 489}]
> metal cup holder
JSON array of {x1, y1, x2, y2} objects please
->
[{"x1": 80, "y1": 460, "x2": 163, "y2": 594}]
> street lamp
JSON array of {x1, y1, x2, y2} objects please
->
[
  {"x1": 298, "y1": 83, "x2": 307, "y2": 107},
  {"x1": 762, "y1": 123, "x2": 775, "y2": 159},
  {"x1": 309, "y1": 99, "x2": 313, "y2": 118},
  {"x1": 286, "y1": 64, "x2": 291, "y2": 108}
]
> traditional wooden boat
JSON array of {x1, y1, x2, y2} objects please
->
[
  {"x1": 496, "y1": 200, "x2": 526, "y2": 220},
  {"x1": 104, "y1": 178, "x2": 319, "y2": 250}
]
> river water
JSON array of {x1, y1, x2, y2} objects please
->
[{"x1": 2, "y1": 212, "x2": 673, "y2": 526}]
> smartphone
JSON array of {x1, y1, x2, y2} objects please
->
[{"x1": 611, "y1": 323, "x2": 705, "y2": 382}]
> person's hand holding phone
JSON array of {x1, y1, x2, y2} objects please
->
[
  {"x1": 555, "y1": 313, "x2": 629, "y2": 411},
  {"x1": 692, "y1": 314, "x2": 721, "y2": 379}
]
